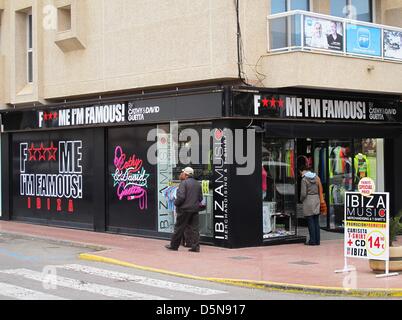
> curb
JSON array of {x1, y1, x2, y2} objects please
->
[
  {"x1": 79, "y1": 253, "x2": 402, "y2": 298},
  {"x1": 0, "y1": 231, "x2": 109, "y2": 252}
]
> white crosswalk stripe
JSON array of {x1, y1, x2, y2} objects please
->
[
  {"x1": 0, "y1": 269, "x2": 167, "y2": 300},
  {"x1": 0, "y1": 282, "x2": 66, "y2": 300},
  {"x1": 58, "y1": 264, "x2": 227, "y2": 296}
]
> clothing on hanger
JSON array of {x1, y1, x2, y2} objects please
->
[{"x1": 354, "y1": 153, "x2": 371, "y2": 182}]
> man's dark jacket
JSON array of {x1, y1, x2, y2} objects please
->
[{"x1": 174, "y1": 177, "x2": 203, "y2": 213}]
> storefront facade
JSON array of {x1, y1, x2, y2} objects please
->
[{"x1": 1, "y1": 86, "x2": 401, "y2": 248}]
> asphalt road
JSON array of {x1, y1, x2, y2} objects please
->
[{"x1": 0, "y1": 233, "x2": 370, "y2": 301}]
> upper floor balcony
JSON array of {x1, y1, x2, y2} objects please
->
[
  {"x1": 268, "y1": 10, "x2": 402, "y2": 60},
  {"x1": 263, "y1": 10, "x2": 402, "y2": 94}
]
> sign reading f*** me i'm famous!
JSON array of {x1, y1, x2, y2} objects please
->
[{"x1": 344, "y1": 192, "x2": 389, "y2": 261}]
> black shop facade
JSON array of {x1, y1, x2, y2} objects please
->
[{"x1": 1, "y1": 86, "x2": 401, "y2": 248}]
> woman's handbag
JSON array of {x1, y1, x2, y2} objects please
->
[{"x1": 318, "y1": 178, "x2": 328, "y2": 216}]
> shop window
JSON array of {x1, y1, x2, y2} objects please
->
[
  {"x1": 262, "y1": 138, "x2": 297, "y2": 239},
  {"x1": 298, "y1": 138, "x2": 384, "y2": 231},
  {"x1": 353, "y1": 139, "x2": 384, "y2": 191},
  {"x1": 157, "y1": 123, "x2": 214, "y2": 238},
  {"x1": 330, "y1": 0, "x2": 373, "y2": 22}
]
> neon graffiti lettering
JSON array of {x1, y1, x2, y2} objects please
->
[{"x1": 112, "y1": 146, "x2": 149, "y2": 210}]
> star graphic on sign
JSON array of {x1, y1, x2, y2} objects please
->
[
  {"x1": 28, "y1": 143, "x2": 37, "y2": 161},
  {"x1": 270, "y1": 97, "x2": 277, "y2": 107},
  {"x1": 47, "y1": 142, "x2": 58, "y2": 161},
  {"x1": 44, "y1": 113, "x2": 49, "y2": 121},
  {"x1": 38, "y1": 143, "x2": 47, "y2": 161},
  {"x1": 278, "y1": 98, "x2": 285, "y2": 108},
  {"x1": 48, "y1": 113, "x2": 53, "y2": 120},
  {"x1": 262, "y1": 97, "x2": 269, "y2": 107},
  {"x1": 53, "y1": 112, "x2": 58, "y2": 120}
]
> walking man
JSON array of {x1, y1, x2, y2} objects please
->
[{"x1": 165, "y1": 167, "x2": 203, "y2": 252}]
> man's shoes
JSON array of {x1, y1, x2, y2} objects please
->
[
  {"x1": 165, "y1": 245, "x2": 178, "y2": 251},
  {"x1": 304, "y1": 242, "x2": 317, "y2": 246},
  {"x1": 188, "y1": 247, "x2": 200, "y2": 253}
]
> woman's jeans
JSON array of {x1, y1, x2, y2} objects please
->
[{"x1": 306, "y1": 214, "x2": 320, "y2": 245}]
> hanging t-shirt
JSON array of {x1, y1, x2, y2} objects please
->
[{"x1": 354, "y1": 153, "x2": 371, "y2": 182}]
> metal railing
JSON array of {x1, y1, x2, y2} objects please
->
[{"x1": 267, "y1": 10, "x2": 402, "y2": 62}]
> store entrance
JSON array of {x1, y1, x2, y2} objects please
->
[
  {"x1": 261, "y1": 135, "x2": 384, "y2": 241},
  {"x1": 296, "y1": 138, "x2": 384, "y2": 232}
]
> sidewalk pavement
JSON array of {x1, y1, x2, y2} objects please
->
[{"x1": 0, "y1": 221, "x2": 401, "y2": 298}]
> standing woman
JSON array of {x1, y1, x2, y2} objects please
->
[{"x1": 300, "y1": 166, "x2": 321, "y2": 246}]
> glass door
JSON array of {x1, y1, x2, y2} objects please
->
[
  {"x1": 311, "y1": 140, "x2": 330, "y2": 229},
  {"x1": 328, "y1": 140, "x2": 353, "y2": 231}
]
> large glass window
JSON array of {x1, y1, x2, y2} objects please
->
[
  {"x1": 157, "y1": 123, "x2": 213, "y2": 238},
  {"x1": 271, "y1": 0, "x2": 309, "y2": 14},
  {"x1": 271, "y1": 0, "x2": 287, "y2": 14},
  {"x1": 270, "y1": 0, "x2": 309, "y2": 49},
  {"x1": 262, "y1": 138, "x2": 297, "y2": 240},
  {"x1": 330, "y1": 0, "x2": 373, "y2": 22},
  {"x1": 303, "y1": 138, "x2": 384, "y2": 231}
]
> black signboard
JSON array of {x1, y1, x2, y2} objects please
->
[
  {"x1": 12, "y1": 129, "x2": 95, "y2": 227},
  {"x1": 107, "y1": 126, "x2": 157, "y2": 232},
  {"x1": 233, "y1": 92, "x2": 402, "y2": 123},
  {"x1": 2, "y1": 92, "x2": 223, "y2": 132}
]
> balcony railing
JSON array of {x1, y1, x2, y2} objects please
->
[{"x1": 267, "y1": 10, "x2": 402, "y2": 62}]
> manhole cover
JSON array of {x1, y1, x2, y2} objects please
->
[
  {"x1": 229, "y1": 256, "x2": 253, "y2": 260},
  {"x1": 289, "y1": 260, "x2": 318, "y2": 266}
]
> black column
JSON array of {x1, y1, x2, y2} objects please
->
[
  {"x1": 1, "y1": 133, "x2": 11, "y2": 221},
  {"x1": 93, "y1": 128, "x2": 106, "y2": 232},
  {"x1": 228, "y1": 125, "x2": 262, "y2": 248},
  {"x1": 212, "y1": 120, "x2": 262, "y2": 248}
]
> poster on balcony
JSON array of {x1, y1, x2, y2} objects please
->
[
  {"x1": 304, "y1": 17, "x2": 344, "y2": 51},
  {"x1": 384, "y1": 29, "x2": 402, "y2": 60},
  {"x1": 346, "y1": 24, "x2": 381, "y2": 57}
]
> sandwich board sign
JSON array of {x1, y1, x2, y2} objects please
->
[{"x1": 335, "y1": 192, "x2": 398, "y2": 278}]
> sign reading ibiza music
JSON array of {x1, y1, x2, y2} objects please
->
[{"x1": 344, "y1": 192, "x2": 390, "y2": 261}]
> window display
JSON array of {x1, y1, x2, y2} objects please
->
[
  {"x1": 327, "y1": 140, "x2": 353, "y2": 229},
  {"x1": 262, "y1": 138, "x2": 296, "y2": 239},
  {"x1": 294, "y1": 138, "x2": 384, "y2": 232},
  {"x1": 157, "y1": 123, "x2": 213, "y2": 237}
]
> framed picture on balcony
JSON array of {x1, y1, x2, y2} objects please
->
[
  {"x1": 304, "y1": 17, "x2": 344, "y2": 52},
  {"x1": 384, "y1": 30, "x2": 402, "y2": 60},
  {"x1": 346, "y1": 24, "x2": 381, "y2": 57}
]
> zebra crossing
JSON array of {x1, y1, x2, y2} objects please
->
[{"x1": 0, "y1": 264, "x2": 227, "y2": 300}]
